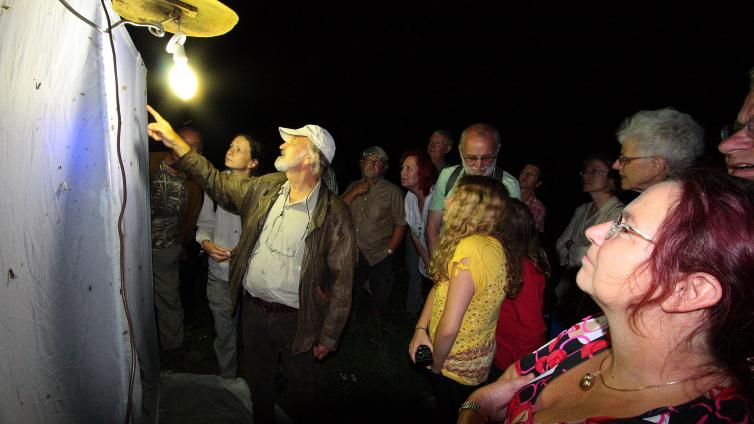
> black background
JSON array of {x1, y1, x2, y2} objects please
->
[{"x1": 128, "y1": 0, "x2": 754, "y2": 233}]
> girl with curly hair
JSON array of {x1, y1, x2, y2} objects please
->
[{"x1": 409, "y1": 175, "x2": 511, "y2": 423}]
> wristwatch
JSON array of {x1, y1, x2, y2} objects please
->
[{"x1": 458, "y1": 400, "x2": 482, "y2": 415}]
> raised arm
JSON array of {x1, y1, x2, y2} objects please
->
[
  {"x1": 146, "y1": 105, "x2": 191, "y2": 158},
  {"x1": 147, "y1": 105, "x2": 250, "y2": 215}
]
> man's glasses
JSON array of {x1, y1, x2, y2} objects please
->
[
  {"x1": 463, "y1": 154, "x2": 496, "y2": 165},
  {"x1": 264, "y1": 191, "x2": 311, "y2": 257},
  {"x1": 606, "y1": 213, "x2": 655, "y2": 244},
  {"x1": 720, "y1": 116, "x2": 754, "y2": 140},
  {"x1": 616, "y1": 155, "x2": 653, "y2": 166},
  {"x1": 360, "y1": 155, "x2": 382, "y2": 165},
  {"x1": 580, "y1": 169, "x2": 608, "y2": 177},
  {"x1": 265, "y1": 211, "x2": 307, "y2": 257}
]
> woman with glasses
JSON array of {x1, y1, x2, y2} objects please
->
[
  {"x1": 553, "y1": 154, "x2": 623, "y2": 333},
  {"x1": 612, "y1": 108, "x2": 704, "y2": 192},
  {"x1": 458, "y1": 166, "x2": 753, "y2": 423},
  {"x1": 409, "y1": 175, "x2": 510, "y2": 423}
]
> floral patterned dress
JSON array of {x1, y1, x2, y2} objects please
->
[{"x1": 505, "y1": 316, "x2": 751, "y2": 423}]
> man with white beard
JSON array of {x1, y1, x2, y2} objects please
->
[
  {"x1": 147, "y1": 106, "x2": 356, "y2": 424},
  {"x1": 425, "y1": 123, "x2": 520, "y2": 252}
]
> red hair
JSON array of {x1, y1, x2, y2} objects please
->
[
  {"x1": 400, "y1": 149, "x2": 438, "y2": 197},
  {"x1": 628, "y1": 165, "x2": 754, "y2": 402}
]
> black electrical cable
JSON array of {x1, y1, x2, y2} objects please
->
[
  {"x1": 57, "y1": 0, "x2": 107, "y2": 33},
  {"x1": 56, "y1": 0, "x2": 166, "y2": 37},
  {"x1": 98, "y1": 2, "x2": 138, "y2": 422},
  {"x1": 55, "y1": 0, "x2": 160, "y2": 421}
]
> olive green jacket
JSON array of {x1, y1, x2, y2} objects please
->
[{"x1": 175, "y1": 151, "x2": 357, "y2": 354}]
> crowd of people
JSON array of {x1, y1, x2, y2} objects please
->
[{"x1": 145, "y1": 69, "x2": 754, "y2": 423}]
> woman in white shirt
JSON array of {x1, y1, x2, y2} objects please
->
[
  {"x1": 195, "y1": 133, "x2": 262, "y2": 378},
  {"x1": 400, "y1": 149, "x2": 437, "y2": 319},
  {"x1": 554, "y1": 154, "x2": 623, "y2": 331}
]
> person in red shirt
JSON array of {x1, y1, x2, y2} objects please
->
[{"x1": 490, "y1": 199, "x2": 550, "y2": 379}]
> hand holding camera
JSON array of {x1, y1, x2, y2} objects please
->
[{"x1": 415, "y1": 344, "x2": 433, "y2": 367}]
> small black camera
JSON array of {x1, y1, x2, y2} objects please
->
[{"x1": 415, "y1": 345, "x2": 433, "y2": 367}]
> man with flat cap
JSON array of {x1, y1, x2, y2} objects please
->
[
  {"x1": 341, "y1": 146, "x2": 406, "y2": 319},
  {"x1": 147, "y1": 106, "x2": 356, "y2": 424}
]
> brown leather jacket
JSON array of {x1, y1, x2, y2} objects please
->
[{"x1": 175, "y1": 151, "x2": 357, "y2": 354}]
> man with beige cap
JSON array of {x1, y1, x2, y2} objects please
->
[
  {"x1": 147, "y1": 106, "x2": 356, "y2": 424},
  {"x1": 341, "y1": 146, "x2": 406, "y2": 319}
]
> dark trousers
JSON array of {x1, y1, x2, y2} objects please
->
[
  {"x1": 404, "y1": 236, "x2": 428, "y2": 318},
  {"x1": 352, "y1": 251, "x2": 394, "y2": 317},
  {"x1": 430, "y1": 372, "x2": 480, "y2": 424},
  {"x1": 241, "y1": 294, "x2": 313, "y2": 424}
]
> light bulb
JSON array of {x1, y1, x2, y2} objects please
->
[
  {"x1": 169, "y1": 59, "x2": 197, "y2": 100},
  {"x1": 166, "y1": 33, "x2": 198, "y2": 100}
]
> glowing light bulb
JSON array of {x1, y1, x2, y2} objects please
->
[
  {"x1": 169, "y1": 57, "x2": 197, "y2": 99},
  {"x1": 166, "y1": 33, "x2": 198, "y2": 100}
]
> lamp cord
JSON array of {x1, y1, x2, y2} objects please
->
[
  {"x1": 56, "y1": 0, "x2": 166, "y2": 36},
  {"x1": 99, "y1": 2, "x2": 139, "y2": 422},
  {"x1": 55, "y1": 0, "x2": 140, "y2": 422}
]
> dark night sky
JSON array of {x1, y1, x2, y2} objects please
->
[{"x1": 128, "y1": 0, "x2": 754, "y2": 230}]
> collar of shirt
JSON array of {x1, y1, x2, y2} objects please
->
[{"x1": 278, "y1": 179, "x2": 321, "y2": 213}]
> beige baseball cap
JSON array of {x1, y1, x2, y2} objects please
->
[{"x1": 278, "y1": 125, "x2": 336, "y2": 164}]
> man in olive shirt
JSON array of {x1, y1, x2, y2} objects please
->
[
  {"x1": 147, "y1": 107, "x2": 356, "y2": 424},
  {"x1": 342, "y1": 146, "x2": 407, "y2": 318},
  {"x1": 149, "y1": 126, "x2": 203, "y2": 351}
]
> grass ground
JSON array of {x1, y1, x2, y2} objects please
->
[
  {"x1": 314, "y1": 303, "x2": 438, "y2": 422},
  {"x1": 162, "y1": 255, "x2": 438, "y2": 423}
]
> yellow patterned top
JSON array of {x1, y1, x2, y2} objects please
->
[{"x1": 429, "y1": 234, "x2": 507, "y2": 385}]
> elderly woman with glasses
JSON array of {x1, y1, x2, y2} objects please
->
[
  {"x1": 457, "y1": 166, "x2": 754, "y2": 423},
  {"x1": 612, "y1": 108, "x2": 704, "y2": 192},
  {"x1": 553, "y1": 154, "x2": 623, "y2": 332}
]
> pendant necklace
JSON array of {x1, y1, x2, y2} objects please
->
[{"x1": 580, "y1": 354, "x2": 690, "y2": 392}]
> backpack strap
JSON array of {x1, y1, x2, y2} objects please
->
[
  {"x1": 444, "y1": 166, "x2": 464, "y2": 197},
  {"x1": 491, "y1": 166, "x2": 503, "y2": 181},
  {"x1": 445, "y1": 166, "x2": 503, "y2": 196}
]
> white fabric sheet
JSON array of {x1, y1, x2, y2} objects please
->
[{"x1": 0, "y1": 1, "x2": 156, "y2": 422}]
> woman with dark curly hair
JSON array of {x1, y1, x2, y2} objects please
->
[
  {"x1": 459, "y1": 166, "x2": 754, "y2": 423},
  {"x1": 490, "y1": 199, "x2": 550, "y2": 377}
]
